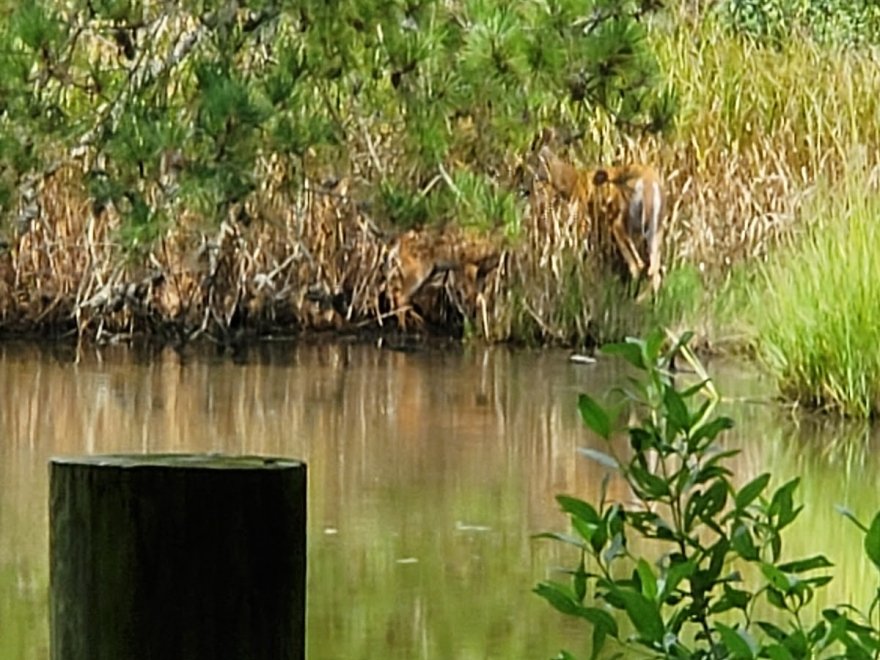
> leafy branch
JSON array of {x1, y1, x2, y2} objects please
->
[{"x1": 536, "y1": 329, "x2": 880, "y2": 659}]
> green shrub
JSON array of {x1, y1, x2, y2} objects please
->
[
  {"x1": 536, "y1": 330, "x2": 880, "y2": 658},
  {"x1": 720, "y1": 0, "x2": 880, "y2": 47}
]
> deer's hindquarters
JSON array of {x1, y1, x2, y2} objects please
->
[
  {"x1": 640, "y1": 176, "x2": 664, "y2": 292},
  {"x1": 611, "y1": 166, "x2": 665, "y2": 293}
]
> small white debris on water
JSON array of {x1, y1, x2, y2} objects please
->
[
  {"x1": 396, "y1": 557, "x2": 419, "y2": 564},
  {"x1": 323, "y1": 527, "x2": 338, "y2": 535},
  {"x1": 569, "y1": 354, "x2": 596, "y2": 365},
  {"x1": 456, "y1": 521, "x2": 491, "y2": 532}
]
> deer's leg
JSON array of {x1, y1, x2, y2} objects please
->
[
  {"x1": 646, "y1": 232, "x2": 663, "y2": 293},
  {"x1": 610, "y1": 219, "x2": 646, "y2": 282}
]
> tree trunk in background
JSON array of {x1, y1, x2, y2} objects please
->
[{"x1": 50, "y1": 454, "x2": 307, "y2": 660}]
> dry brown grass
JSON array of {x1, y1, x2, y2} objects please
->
[
  {"x1": 0, "y1": 155, "x2": 648, "y2": 345},
  {"x1": 0, "y1": 161, "x2": 510, "y2": 341}
]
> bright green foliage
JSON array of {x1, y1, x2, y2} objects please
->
[
  {"x1": 536, "y1": 330, "x2": 880, "y2": 658},
  {"x1": 721, "y1": 0, "x2": 880, "y2": 47},
  {"x1": 0, "y1": 0, "x2": 673, "y2": 248},
  {"x1": 753, "y1": 173, "x2": 880, "y2": 419}
]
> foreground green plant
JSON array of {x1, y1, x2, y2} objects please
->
[{"x1": 535, "y1": 330, "x2": 880, "y2": 658}]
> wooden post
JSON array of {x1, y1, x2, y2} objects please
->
[{"x1": 49, "y1": 454, "x2": 306, "y2": 660}]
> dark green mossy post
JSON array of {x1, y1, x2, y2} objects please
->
[{"x1": 49, "y1": 454, "x2": 306, "y2": 660}]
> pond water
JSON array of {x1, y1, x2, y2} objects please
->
[{"x1": 1, "y1": 340, "x2": 879, "y2": 659}]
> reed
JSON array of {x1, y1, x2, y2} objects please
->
[
  {"x1": 753, "y1": 168, "x2": 880, "y2": 419},
  {"x1": 651, "y1": 10, "x2": 880, "y2": 273}
]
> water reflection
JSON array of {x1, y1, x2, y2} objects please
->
[{"x1": 0, "y1": 342, "x2": 878, "y2": 658}]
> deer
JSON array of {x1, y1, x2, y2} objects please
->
[
  {"x1": 387, "y1": 229, "x2": 501, "y2": 331},
  {"x1": 526, "y1": 136, "x2": 665, "y2": 298}
]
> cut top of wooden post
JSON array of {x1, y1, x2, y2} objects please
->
[
  {"x1": 50, "y1": 453, "x2": 304, "y2": 470},
  {"x1": 50, "y1": 452, "x2": 307, "y2": 660}
]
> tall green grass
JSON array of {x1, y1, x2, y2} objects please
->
[
  {"x1": 647, "y1": 10, "x2": 880, "y2": 276},
  {"x1": 753, "y1": 170, "x2": 880, "y2": 418}
]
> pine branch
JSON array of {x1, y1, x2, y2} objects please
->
[{"x1": 15, "y1": 2, "x2": 240, "y2": 231}]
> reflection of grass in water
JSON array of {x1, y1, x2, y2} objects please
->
[
  {"x1": 0, "y1": 564, "x2": 48, "y2": 660},
  {"x1": 775, "y1": 415, "x2": 880, "y2": 610},
  {"x1": 308, "y1": 465, "x2": 591, "y2": 659},
  {"x1": 2, "y1": 346, "x2": 878, "y2": 658},
  {"x1": 738, "y1": 411, "x2": 880, "y2": 616},
  {"x1": 0, "y1": 445, "x2": 49, "y2": 660}
]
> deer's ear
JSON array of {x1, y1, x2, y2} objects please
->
[
  {"x1": 538, "y1": 145, "x2": 556, "y2": 162},
  {"x1": 593, "y1": 169, "x2": 609, "y2": 185}
]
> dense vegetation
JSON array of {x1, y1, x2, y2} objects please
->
[
  {"x1": 1, "y1": 0, "x2": 880, "y2": 414},
  {"x1": 754, "y1": 173, "x2": 880, "y2": 419},
  {"x1": 0, "y1": 0, "x2": 672, "y2": 237},
  {"x1": 0, "y1": 0, "x2": 674, "y2": 343}
]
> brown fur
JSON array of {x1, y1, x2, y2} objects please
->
[{"x1": 388, "y1": 228, "x2": 501, "y2": 330}]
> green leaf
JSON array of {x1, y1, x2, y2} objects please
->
[
  {"x1": 556, "y1": 495, "x2": 601, "y2": 525},
  {"x1": 659, "y1": 559, "x2": 696, "y2": 601},
  {"x1": 601, "y1": 341, "x2": 645, "y2": 370},
  {"x1": 735, "y1": 473, "x2": 771, "y2": 510},
  {"x1": 636, "y1": 559, "x2": 658, "y2": 602},
  {"x1": 608, "y1": 586, "x2": 665, "y2": 644},
  {"x1": 532, "y1": 531, "x2": 588, "y2": 550},
  {"x1": 769, "y1": 478, "x2": 802, "y2": 529},
  {"x1": 715, "y1": 622, "x2": 756, "y2": 659},
  {"x1": 665, "y1": 330, "x2": 695, "y2": 365},
  {"x1": 761, "y1": 563, "x2": 795, "y2": 592},
  {"x1": 731, "y1": 524, "x2": 759, "y2": 561},
  {"x1": 764, "y1": 644, "x2": 795, "y2": 660},
  {"x1": 577, "y1": 448, "x2": 619, "y2": 470},
  {"x1": 590, "y1": 624, "x2": 606, "y2": 660},
  {"x1": 756, "y1": 621, "x2": 787, "y2": 641},
  {"x1": 684, "y1": 481, "x2": 728, "y2": 533},
  {"x1": 820, "y1": 608, "x2": 849, "y2": 648},
  {"x1": 689, "y1": 397, "x2": 714, "y2": 430},
  {"x1": 663, "y1": 384, "x2": 690, "y2": 432},
  {"x1": 578, "y1": 393, "x2": 611, "y2": 440},
  {"x1": 534, "y1": 582, "x2": 620, "y2": 641},
  {"x1": 764, "y1": 587, "x2": 788, "y2": 612},
  {"x1": 644, "y1": 327, "x2": 666, "y2": 364},
  {"x1": 777, "y1": 555, "x2": 833, "y2": 573},
  {"x1": 781, "y1": 629, "x2": 808, "y2": 656},
  {"x1": 580, "y1": 607, "x2": 619, "y2": 637},
  {"x1": 835, "y1": 505, "x2": 868, "y2": 532},
  {"x1": 709, "y1": 584, "x2": 751, "y2": 614},
  {"x1": 699, "y1": 479, "x2": 729, "y2": 521},
  {"x1": 574, "y1": 555, "x2": 587, "y2": 602},
  {"x1": 629, "y1": 463, "x2": 670, "y2": 500},
  {"x1": 629, "y1": 427, "x2": 657, "y2": 453},
  {"x1": 534, "y1": 581, "x2": 580, "y2": 617},
  {"x1": 823, "y1": 608, "x2": 878, "y2": 636},
  {"x1": 680, "y1": 378, "x2": 711, "y2": 399},
  {"x1": 688, "y1": 415, "x2": 735, "y2": 450},
  {"x1": 571, "y1": 516, "x2": 599, "y2": 546},
  {"x1": 865, "y1": 511, "x2": 880, "y2": 571},
  {"x1": 707, "y1": 537, "x2": 731, "y2": 582}
]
